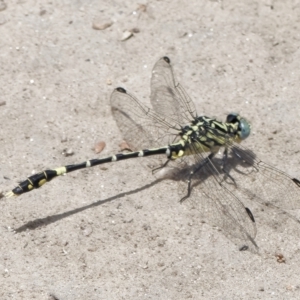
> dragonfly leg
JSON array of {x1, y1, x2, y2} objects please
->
[
  {"x1": 152, "y1": 159, "x2": 171, "y2": 174},
  {"x1": 221, "y1": 148, "x2": 237, "y2": 186},
  {"x1": 180, "y1": 153, "x2": 215, "y2": 203}
]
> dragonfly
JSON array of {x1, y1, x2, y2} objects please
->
[{"x1": 5, "y1": 56, "x2": 300, "y2": 251}]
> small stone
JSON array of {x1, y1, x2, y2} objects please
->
[
  {"x1": 131, "y1": 28, "x2": 140, "y2": 33},
  {"x1": 120, "y1": 30, "x2": 133, "y2": 41},
  {"x1": 92, "y1": 21, "x2": 113, "y2": 30},
  {"x1": 62, "y1": 148, "x2": 74, "y2": 157},
  {"x1": 275, "y1": 253, "x2": 286, "y2": 263}
]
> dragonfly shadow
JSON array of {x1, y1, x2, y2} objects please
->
[{"x1": 14, "y1": 178, "x2": 164, "y2": 233}]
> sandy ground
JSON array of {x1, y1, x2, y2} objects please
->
[{"x1": 1, "y1": 0, "x2": 300, "y2": 299}]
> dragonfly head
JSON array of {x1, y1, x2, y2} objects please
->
[{"x1": 226, "y1": 113, "x2": 251, "y2": 141}]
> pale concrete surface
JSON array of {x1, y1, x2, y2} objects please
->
[{"x1": 1, "y1": 1, "x2": 300, "y2": 299}]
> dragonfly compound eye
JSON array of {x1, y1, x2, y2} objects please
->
[
  {"x1": 226, "y1": 113, "x2": 250, "y2": 140},
  {"x1": 238, "y1": 118, "x2": 251, "y2": 140}
]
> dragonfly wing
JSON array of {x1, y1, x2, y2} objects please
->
[
  {"x1": 111, "y1": 87, "x2": 181, "y2": 150},
  {"x1": 176, "y1": 140, "x2": 258, "y2": 251},
  {"x1": 150, "y1": 57, "x2": 197, "y2": 125},
  {"x1": 226, "y1": 144, "x2": 300, "y2": 210}
]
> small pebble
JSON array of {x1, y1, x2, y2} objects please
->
[
  {"x1": 276, "y1": 253, "x2": 286, "y2": 263},
  {"x1": 62, "y1": 148, "x2": 74, "y2": 157},
  {"x1": 92, "y1": 21, "x2": 113, "y2": 30},
  {"x1": 120, "y1": 30, "x2": 133, "y2": 41},
  {"x1": 131, "y1": 28, "x2": 140, "y2": 33}
]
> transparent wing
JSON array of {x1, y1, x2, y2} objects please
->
[
  {"x1": 110, "y1": 57, "x2": 198, "y2": 150},
  {"x1": 175, "y1": 131, "x2": 300, "y2": 250},
  {"x1": 224, "y1": 144, "x2": 300, "y2": 211},
  {"x1": 150, "y1": 57, "x2": 197, "y2": 125},
  {"x1": 110, "y1": 87, "x2": 182, "y2": 150},
  {"x1": 176, "y1": 140, "x2": 258, "y2": 251}
]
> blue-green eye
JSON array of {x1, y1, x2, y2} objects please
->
[
  {"x1": 226, "y1": 113, "x2": 251, "y2": 140},
  {"x1": 239, "y1": 118, "x2": 251, "y2": 140}
]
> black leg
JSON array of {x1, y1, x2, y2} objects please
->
[
  {"x1": 221, "y1": 148, "x2": 237, "y2": 186},
  {"x1": 152, "y1": 159, "x2": 171, "y2": 174},
  {"x1": 180, "y1": 153, "x2": 215, "y2": 203}
]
